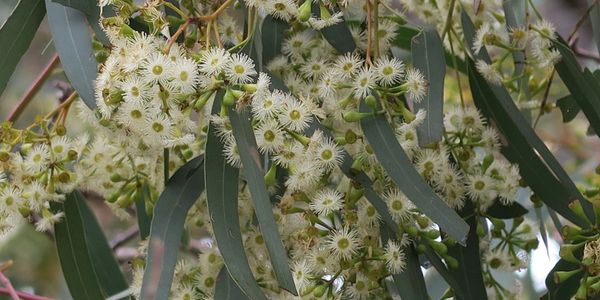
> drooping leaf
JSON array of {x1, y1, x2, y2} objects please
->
[
  {"x1": 51, "y1": 0, "x2": 110, "y2": 46},
  {"x1": 359, "y1": 99, "x2": 469, "y2": 243},
  {"x1": 502, "y1": 1, "x2": 529, "y2": 100},
  {"x1": 391, "y1": 25, "x2": 467, "y2": 74},
  {"x1": 228, "y1": 107, "x2": 297, "y2": 295},
  {"x1": 380, "y1": 226, "x2": 428, "y2": 300},
  {"x1": 206, "y1": 93, "x2": 267, "y2": 300},
  {"x1": 141, "y1": 156, "x2": 205, "y2": 300},
  {"x1": 0, "y1": 0, "x2": 45, "y2": 97},
  {"x1": 543, "y1": 248, "x2": 584, "y2": 300},
  {"x1": 261, "y1": 15, "x2": 289, "y2": 64},
  {"x1": 135, "y1": 184, "x2": 153, "y2": 240},
  {"x1": 589, "y1": 0, "x2": 600, "y2": 55},
  {"x1": 461, "y1": 11, "x2": 591, "y2": 227},
  {"x1": 52, "y1": 191, "x2": 128, "y2": 300},
  {"x1": 314, "y1": 5, "x2": 356, "y2": 53},
  {"x1": 536, "y1": 206, "x2": 550, "y2": 257},
  {"x1": 411, "y1": 27, "x2": 445, "y2": 146},
  {"x1": 446, "y1": 201, "x2": 487, "y2": 300},
  {"x1": 486, "y1": 200, "x2": 528, "y2": 219},
  {"x1": 214, "y1": 267, "x2": 251, "y2": 300},
  {"x1": 393, "y1": 26, "x2": 420, "y2": 50},
  {"x1": 423, "y1": 246, "x2": 463, "y2": 297},
  {"x1": 556, "y1": 95, "x2": 580, "y2": 123},
  {"x1": 553, "y1": 36, "x2": 600, "y2": 138},
  {"x1": 46, "y1": 0, "x2": 98, "y2": 109}
]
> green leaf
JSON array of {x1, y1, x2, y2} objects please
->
[
  {"x1": 206, "y1": 93, "x2": 267, "y2": 300},
  {"x1": 315, "y1": 5, "x2": 356, "y2": 53},
  {"x1": 392, "y1": 26, "x2": 420, "y2": 50},
  {"x1": 52, "y1": 191, "x2": 128, "y2": 300},
  {"x1": 228, "y1": 107, "x2": 297, "y2": 295},
  {"x1": 51, "y1": 0, "x2": 110, "y2": 46},
  {"x1": 461, "y1": 11, "x2": 591, "y2": 227},
  {"x1": 411, "y1": 27, "x2": 445, "y2": 146},
  {"x1": 0, "y1": 0, "x2": 45, "y2": 97},
  {"x1": 556, "y1": 95, "x2": 580, "y2": 123},
  {"x1": 423, "y1": 246, "x2": 463, "y2": 297},
  {"x1": 46, "y1": 0, "x2": 98, "y2": 109},
  {"x1": 261, "y1": 15, "x2": 289, "y2": 64},
  {"x1": 589, "y1": 0, "x2": 600, "y2": 54},
  {"x1": 553, "y1": 36, "x2": 600, "y2": 137},
  {"x1": 486, "y1": 200, "x2": 528, "y2": 219},
  {"x1": 502, "y1": 0, "x2": 529, "y2": 100},
  {"x1": 543, "y1": 248, "x2": 584, "y2": 300},
  {"x1": 380, "y1": 226, "x2": 428, "y2": 300},
  {"x1": 391, "y1": 25, "x2": 468, "y2": 74},
  {"x1": 359, "y1": 99, "x2": 469, "y2": 243},
  {"x1": 446, "y1": 201, "x2": 487, "y2": 300},
  {"x1": 141, "y1": 156, "x2": 205, "y2": 300},
  {"x1": 215, "y1": 267, "x2": 251, "y2": 300},
  {"x1": 135, "y1": 184, "x2": 153, "y2": 240}
]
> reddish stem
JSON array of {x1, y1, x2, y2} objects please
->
[
  {"x1": 0, "y1": 287, "x2": 55, "y2": 300},
  {"x1": 6, "y1": 53, "x2": 60, "y2": 123},
  {"x1": 0, "y1": 271, "x2": 19, "y2": 300}
]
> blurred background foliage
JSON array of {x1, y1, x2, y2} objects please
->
[{"x1": 3, "y1": 0, "x2": 600, "y2": 299}]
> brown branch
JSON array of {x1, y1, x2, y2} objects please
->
[
  {"x1": 110, "y1": 225, "x2": 140, "y2": 250},
  {"x1": 0, "y1": 269, "x2": 18, "y2": 300},
  {"x1": 6, "y1": 53, "x2": 60, "y2": 123}
]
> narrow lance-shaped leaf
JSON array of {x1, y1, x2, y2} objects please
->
[
  {"x1": 556, "y1": 95, "x2": 580, "y2": 123},
  {"x1": 461, "y1": 11, "x2": 592, "y2": 226},
  {"x1": 52, "y1": 191, "x2": 128, "y2": 300},
  {"x1": 502, "y1": 1, "x2": 529, "y2": 103},
  {"x1": 380, "y1": 225, "x2": 429, "y2": 300},
  {"x1": 445, "y1": 201, "x2": 487, "y2": 300},
  {"x1": 261, "y1": 15, "x2": 289, "y2": 64},
  {"x1": 313, "y1": 4, "x2": 356, "y2": 53},
  {"x1": 553, "y1": 36, "x2": 600, "y2": 138},
  {"x1": 359, "y1": 98, "x2": 469, "y2": 243},
  {"x1": 214, "y1": 267, "x2": 251, "y2": 300},
  {"x1": 228, "y1": 106, "x2": 297, "y2": 295},
  {"x1": 589, "y1": 0, "x2": 600, "y2": 55},
  {"x1": 391, "y1": 25, "x2": 468, "y2": 74},
  {"x1": 423, "y1": 246, "x2": 464, "y2": 297},
  {"x1": 486, "y1": 200, "x2": 528, "y2": 219},
  {"x1": 0, "y1": 0, "x2": 46, "y2": 97},
  {"x1": 135, "y1": 184, "x2": 153, "y2": 240},
  {"x1": 141, "y1": 156, "x2": 205, "y2": 300},
  {"x1": 46, "y1": 0, "x2": 98, "y2": 109},
  {"x1": 206, "y1": 93, "x2": 267, "y2": 300},
  {"x1": 411, "y1": 27, "x2": 445, "y2": 146}
]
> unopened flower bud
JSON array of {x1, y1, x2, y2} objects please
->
[
  {"x1": 343, "y1": 111, "x2": 371, "y2": 122},
  {"x1": 297, "y1": 0, "x2": 312, "y2": 22}
]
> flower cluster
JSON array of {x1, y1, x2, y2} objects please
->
[{"x1": 1, "y1": 0, "x2": 561, "y2": 299}]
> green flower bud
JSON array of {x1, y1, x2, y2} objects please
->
[
  {"x1": 119, "y1": 23, "x2": 135, "y2": 38},
  {"x1": 223, "y1": 89, "x2": 236, "y2": 107},
  {"x1": 264, "y1": 163, "x2": 277, "y2": 187},
  {"x1": 365, "y1": 95, "x2": 378, "y2": 109},
  {"x1": 312, "y1": 284, "x2": 327, "y2": 298},
  {"x1": 297, "y1": 0, "x2": 312, "y2": 22},
  {"x1": 552, "y1": 269, "x2": 581, "y2": 284},
  {"x1": 429, "y1": 240, "x2": 448, "y2": 255},
  {"x1": 342, "y1": 111, "x2": 372, "y2": 122}
]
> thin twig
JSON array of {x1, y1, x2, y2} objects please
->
[
  {"x1": 25, "y1": 91, "x2": 78, "y2": 131},
  {"x1": 111, "y1": 225, "x2": 140, "y2": 250},
  {"x1": 0, "y1": 288, "x2": 54, "y2": 300},
  {"x1": 366, "y1": 0, "x2": 373, "y2": 65},
  {"x1": 6, "y1": 54, "x2": 60, "y2": 123},
  {"x1": 0, "y1": 267, "x2": 19, "y2": 300},
  {"x1": 164, "y1": 19, "x2": 190, "y2": 53},
  {"x1": 189, "y1": 0, "x2": 236, "y2": 23}
]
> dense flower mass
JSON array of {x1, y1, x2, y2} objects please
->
[{"x1": 6, "y1": 0, "x2": 589, "y2": 299}]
